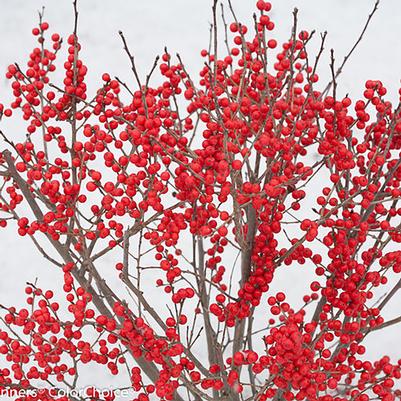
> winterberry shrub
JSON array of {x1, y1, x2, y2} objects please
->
[{"x1": 0, "y1": 1, "x2": 400, "y2": 401}]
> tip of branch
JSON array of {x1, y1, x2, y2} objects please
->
[{"x1": 38, "y1": 6, "x2": 45, "y2": 19}]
